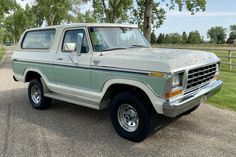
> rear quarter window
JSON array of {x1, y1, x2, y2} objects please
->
[{"x1": 21, "y1": 29, "x2": 56, "y2": 49}]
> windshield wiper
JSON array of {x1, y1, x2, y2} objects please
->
[
  {"x1": 103, "y1": 47, "x2": 129, "y2": 51},
  {"x1": 130, "y1": 44, "x2": 149, "y2": 48}
]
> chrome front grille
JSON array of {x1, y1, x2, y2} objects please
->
[{"x1": 187, "y1": 64, "x2": 217, "y2": 89}]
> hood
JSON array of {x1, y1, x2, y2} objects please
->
[{"x1": 91, "y1": 48, "x2": 219, "y2": 73}]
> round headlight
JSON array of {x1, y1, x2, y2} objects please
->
[{"x1": 172, "y1": 74, "x2": 180, "y2": 88}]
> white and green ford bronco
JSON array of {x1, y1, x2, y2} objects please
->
[{"x1": 12, "y1": 23, "x2": 222, "y2": 142}]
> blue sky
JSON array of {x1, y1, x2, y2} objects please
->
[
  {"x1": 156, "y1": 0, "x2": 236, "y2": 40},
  {"x1": 18, "y1": 0, "x2": 236, "y2": 40}
]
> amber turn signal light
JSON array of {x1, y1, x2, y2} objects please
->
[
  {"x1": 149, "y1": 72, "x2": 165, "y2": 78},
  {"x1": 165, "y1": 89, "x2": 183, "y2": 99}
]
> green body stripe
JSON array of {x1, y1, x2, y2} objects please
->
[{"x1": 13, "y1": 60, "x2": 167, "y2": 96}]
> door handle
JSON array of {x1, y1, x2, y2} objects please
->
[{"x1": 57, "y1": 57, "x2": 63, "y2": 61}]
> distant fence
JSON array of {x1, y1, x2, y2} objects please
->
[{"x1": 157, "y1": 46, "x2": 236, "y2": 72}]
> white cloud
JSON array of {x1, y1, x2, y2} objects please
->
[{"x1": 167, "y1": 11, "x2": 236, "y2": 17}]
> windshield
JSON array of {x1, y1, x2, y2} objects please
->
[{"x1": 88, "y1": 27, "x2": 150, "y2": 52}]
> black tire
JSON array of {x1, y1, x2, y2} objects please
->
[
  {"x1": 182, "y1": 104, "x2": 200, "y2": 115},
  {"x1": 28, "y1": 79, "x2": 51, "y2": 110},
  {"x1": 110, "y1": 92, "x2": 154, "y2": 142}
]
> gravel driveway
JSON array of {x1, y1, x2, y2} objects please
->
[{"x1": 0, "y1": 46, "x2": 235, "y2": 157}]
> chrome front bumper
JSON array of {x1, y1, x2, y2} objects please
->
[{"x1": 163, "y1": 80, "x2": 223, "y2": 117}]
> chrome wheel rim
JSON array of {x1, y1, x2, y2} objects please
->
[
  {"x1": 117, "y1": 104, "x2": 139, "y2": 132},
  {"x1": 31, "y1": 85, "x2": 41, "y2": 104}
]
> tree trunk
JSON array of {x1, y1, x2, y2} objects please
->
[
  {"x1": 143, "y1": 0, "x2": 152, "y2": 42},
  {"x1": 111, "y1": 0, "x2": 121, "y2": 23},
  {"x1": 102, "y1": 0, "x2": 109, "y2": 22}
]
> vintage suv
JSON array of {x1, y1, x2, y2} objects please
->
[{"x1": 12, "y1": 23, "x2": 222, "y2": 142}]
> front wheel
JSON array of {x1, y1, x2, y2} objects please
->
[
  {"x1": 110, "y1": 92, "x2": 154, "y2": 142},
  {"x1": 28, "y1": 79, "x2": 51, "y2": 110}
]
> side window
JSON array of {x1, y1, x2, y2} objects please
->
[
  {"x1": 22, "y1": 29, "x2": 56, "y2": 49},
  {"x1": 62, "y1": 29, "x2": 89, "y2": 53}
]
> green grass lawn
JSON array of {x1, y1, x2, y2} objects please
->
[
  {"x1": 208, "y1": 71, "x2": 236, "y2": 111},
  {"x1": 191, "y1": 49, "x2": 236, "y2": 111},
  {"x1": 0, "y1": 47, "x2": 5, "y2": 61}
]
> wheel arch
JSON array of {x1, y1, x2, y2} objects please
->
[
  {"x1": 24, "y1": 68, "x2": 50, "y2": 93},
  {"x1": 24, "y1": 68, "x2": 48, "y2": 83},
  {"x1": 100, "y1": 78, "x2": 164, "y2": 113}
]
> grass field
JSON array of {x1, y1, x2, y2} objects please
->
[
  {"x1": 154, "y1": 44, "x2": 236, "y2": 112},
  {"x1": 0, "y1": 47, "x2": 5, "y2": 61},
  {"x1": 208, "y1": 71, "x2": 236, "y2": 111}
]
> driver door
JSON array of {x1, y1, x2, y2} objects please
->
[{"x1": 54, "y1": 27, "x2": 92, "y2": 95}]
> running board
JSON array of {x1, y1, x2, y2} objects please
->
[{"x1": 45, "y1": 92, "x2": 100, "y2": 110}]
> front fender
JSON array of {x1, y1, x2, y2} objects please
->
[{"x1": 100, "y1": 78, "x2": 165, "y2": 114}]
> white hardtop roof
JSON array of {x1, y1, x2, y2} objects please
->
[{"x1": 27, "y1": 23, "x2": 138, "y2": 31}]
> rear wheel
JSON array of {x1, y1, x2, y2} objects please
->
[
  {"x1": 28, "y1": 79, "x2": 51, "y2": 110},
  {"x1": 110, "y1": 92, "x2": 154, "y2": 142}
]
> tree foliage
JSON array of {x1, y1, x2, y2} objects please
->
[
  {"x1": 182, "y1": 32, "x2": 188, "y2": 44},
  {"x1": 0, "y1": 0, "x2": 16, "y2": 18},
  {"x1": 157, "y1": 33, "x2": 165, "y2": 44},
  {"x1": 32, "y1": 0, "x2": 81, "y2": 26},
  {"x1": 166, "y1": 0, "x2": 206, "y2": 14},
  {"x1": 207, "y1": 26, "x2": 227, "y2": 44},
  {"x1": 188, "y1": 30, "x2": 202, "y2": 44},
  {"x1": 1, "y1": 0, "x2": 233, "y2": 46},
  {"x1": 75, "y1": 11, "x2": 97, "y2": 23},
  {"x1": 143, "y1": 0, "x2": 206, "y2": 42},
  {"x1": 156, "y1": 31, "x2": 202, "y2": 44},
  {"x1": 227, "y1": 25, "x2": 236, "y2": 44},
  {"x1": 91, "y1": 0, "x2": 132, "y2": 23},
  {"x1": 2, "y1": 3, "x2": 43, "y2": 44},
  {"x1": 229, "y1": 25, "x2": 236, "y2": 38},
  {"x1": 150, "y1": 31, "x2": 157, "y2": 44},
  {"x1": 170, "y1": 33, "x2": 182, "y2": 44},
  {"x1": 4, "y1": 6, "x2": 27, "y2": 43}
]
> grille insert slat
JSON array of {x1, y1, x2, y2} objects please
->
[{"x1": 187, "y1": 64, "x2": 216, "y2": 89}]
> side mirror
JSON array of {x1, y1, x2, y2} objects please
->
[{"x1": 63, "y1": 43, "x2": 76, "y2": 52}]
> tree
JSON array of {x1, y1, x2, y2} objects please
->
[
  {"x1": 30, "y1": 5, "x2": 45, "y2": 27},
  {"x1": 4, "y1": 6, "x2": 28, "y2": 44},
  {"x1": 143, "y1": 0, "x2": 206, "y2": 42},
  {"x1": 24, "y1": 4, "x2": 39, "y2": 28},
  {"x1": 163, "y1": 34, "x2": 171, "y2": 44},
  {"x1": 188, "y1": 30, "x2": 202, "y2": 44},
  {"x1": 169, "y1": 33, "x2": 182, "y2": 44},
  {"x1": 0, "y1": 0, "x2": 16, "y2": 19},
  {"x1": 0, "y1": 28, "x2": 4, "y2": 44},
  {"x1": 2, "y1": 3, "x2": 43, "y2": 44},
  {"x1": 157, "y1": 33, "x2": 165, "y2": 44},
  {"x1": 150, "y1": 31, "x2": 157, "y2": 44},
  {"x1": 91, "y1": 0, "x2": 132, "y2": 23},
  {"x1": 207, "y1": 26, "x2": 227, "y2": 44},
  {"x1": 182, "y1": 32, "x2": 188, "y2": 44},
  {"x1": 131, "y1": 0, "x2": 166, "y2": 33},
  {"x1": 75, "y1": 11, "x2": 97, "y2": 23},
  {"x1": 143, "y1": 0, "x2": 153, "y2": 42},
  {"x1": 32, "y1": 0, "x2": 82, "y2": 26},
  {"x1": 227, "y1": 25, "x2": 236, "y2": 44}
]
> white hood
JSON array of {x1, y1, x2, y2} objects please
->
[{"x1": 92, "y1": 48, "x2": 220, "y2": 73}]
